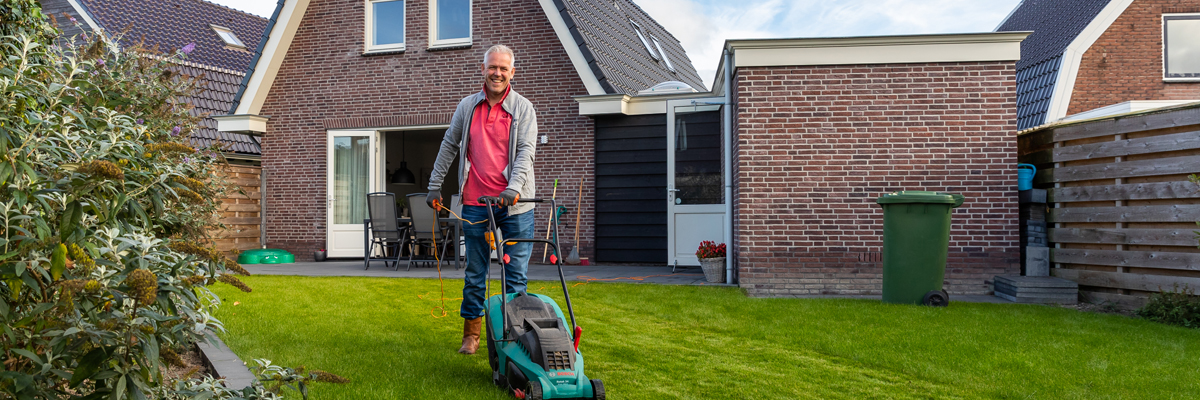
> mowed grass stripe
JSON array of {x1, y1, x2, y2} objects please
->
[{"x1": 212, "y1": 276, "x2": 1200, "y2": 399}]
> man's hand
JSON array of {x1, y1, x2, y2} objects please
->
[
  {"x1": 426, "y1": 189, "x2": 442, "y2": 210},
  {"x1": 499, "y1": 189, "x2": 520, "y2": 207}
]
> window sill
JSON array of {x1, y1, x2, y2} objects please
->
[
  {"x1": 426, "y1": 42, "x2": 472, "y2": 52},
  {"x1": 363, "y1": 48, "x2": 407, "y2": 56},
  {"x1": 1163, "y1": 78, "x2": 1200, "y2": 83}
]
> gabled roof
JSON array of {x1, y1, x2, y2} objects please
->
[
  {"x1": 227, "y1": 0, "x2": 704, "y2": 118},
  {"x1": 996, "y1": 0, "x2": 1129, "y2": 130},
  {"x1": 553, "y1": 0, "x2": 707, "y2": 94},
  {"x1": 64, "y1": 0, "x2": 269, "y2": 157}
]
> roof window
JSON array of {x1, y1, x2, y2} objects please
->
[
  {"x1": 630, "y1": 21, "x2": 658, "y2": 60},
  {"x1": 211, "y1": 25, "x2": 245, "y2": 49},
  {"x1": 652, "y1": 37, "x2": 674, "y2": 72}
]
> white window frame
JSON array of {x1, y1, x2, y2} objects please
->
[
  {"x1": 631, "y1": 21, "x2": 659, "y2": 60},
  {"x1": 428, "y1": 0, "x2": 472, "y2": 49},
  {"x1": 365, "y1": 0, "x2": 406, "y2": 54},
  {"x1": 652, "y1": 36, "x2": 674, "y2": 72},
  {"x1": 210, "y1": 24, "x2": 245, "y2": 49},
  {"x1": 1162, "y1": 13, "x2": 1200, "y2": 82}
]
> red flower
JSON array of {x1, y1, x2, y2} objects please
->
[{"x1": 695, "y1": 241, "x2": 726, "y2": 259}]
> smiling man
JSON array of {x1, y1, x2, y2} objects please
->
[{"x1": 426, "y1": 44, "x2": 538, "y2": 355}]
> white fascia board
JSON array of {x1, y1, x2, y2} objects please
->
[
  {"x1": 575, "y1": 94, "x2": 628, "y2": 115},
  {"x1": 236, "y1": 0, "x2": 312, "y2": 115},
  {"x1": 727, "y1": 32, "x2": 1030, "y2": 68},
  {"x1": 66, "y1": 0, "x2": 102, "y2": 33},
  {"x1": 538, "y1": 0, "x2": 606, "y2": 95},
  {"x1": 1045, "y1": 0, "x2": 1134, "y2": 122},
  {"x1": 214, "y1": 114, "x2": 270, "y2": 134},
  {"x1": 574, "y1": 92, "x2": 721, "y2": 116},
  {"x1": 710, "y1": 50, "x2": 728, "y2": 97}
]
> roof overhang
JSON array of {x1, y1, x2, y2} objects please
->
[
  {"x1": 724, "y1": 31, "x2": 1030, "y2": 68},
  {"x1": 214, "y1": 114, "x2": 270, "y2": 135},
  {"x1": 574, "y1": 92, "x2": 720, "y2": 116}
]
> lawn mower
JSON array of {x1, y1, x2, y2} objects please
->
[{"x1": 478, "y1": 197, "x2": 605, "y2": 400}]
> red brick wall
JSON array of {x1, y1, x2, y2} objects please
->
[
  {"x1": 259, "y1": 0, "x2": 594, "y2": 260},
  {"x1": 734, "y1": 62, "x2": 1021, "y2": 297},
  {"x1": 1068, "y1": 1, "x2": 1200, "y2": 115}
]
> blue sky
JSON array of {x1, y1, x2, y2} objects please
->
[{"x1": 210, "y1": 0, "x2": 1022, "y2": 89}]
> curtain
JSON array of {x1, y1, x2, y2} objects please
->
[{"x1": 333, "y1": 136, "x2": 370, "y2": 224}]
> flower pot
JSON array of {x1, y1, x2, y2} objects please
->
[
  {"x1": 314, "y1": 250, "x2": 327, "y2": 262},
  {"x1": 699, "y1": 257, "x2": 725, "y2": 283}
]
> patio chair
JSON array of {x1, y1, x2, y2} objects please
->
[
  {"x1": 406, "y1": 193, "x2": 452, "y2": 270},
  {"x1": 365, "y1": 192, "x2": 407, "y2": 270}
]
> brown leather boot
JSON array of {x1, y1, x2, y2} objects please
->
[{"x1": 458, "y1": 317, "x2": 483, "y2": 354}]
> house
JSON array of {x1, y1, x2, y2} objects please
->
[
  {"x1": 40, "y1": 0, "x2": 268, "y2": 162},
  {"x1": 215, "y1": 0, "x2": 703, "y2": 262},
  {"x1": 996, "y1": 0, "x2": 1200, "y2": 130},
  {"x1": 40, "y1": 0, "x2": 270, "y2": 252}
]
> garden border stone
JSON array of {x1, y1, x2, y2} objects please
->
[{"x1": 196, "y1": 335, "x2": 255, "y2": 389}]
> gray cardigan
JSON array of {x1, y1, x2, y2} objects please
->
[{"x1": 427, "y1": 88, "x2": 538, "y2": 215}]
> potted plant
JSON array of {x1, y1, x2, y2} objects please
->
[
  {"x1": 314, "y1": 248, "x2": 327, "y2": 262},
  {"x1": 695, "y1": 241, "x2": 726, "y2": 283}
]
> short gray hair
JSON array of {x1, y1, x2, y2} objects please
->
[{"x1": 483, "y1": 45, "x2": 515, "y2": 66}]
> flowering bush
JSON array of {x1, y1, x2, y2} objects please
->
[
  {"x1": 695, "y1": 241, "x2": 726, "y2": 259},
  {"x1": 0, "y1": 2, "x2": 346, "y2": 399}
]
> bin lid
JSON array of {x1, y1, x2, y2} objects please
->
[
  {"x1": 237, "y1": 248, "x2": 295, "y2": 264},
  {"x1": 876, "y1": 191, "x2": 965, "y2": 207}
]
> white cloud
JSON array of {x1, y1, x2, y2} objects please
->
[{"x1": 207, "y1": 0, "x2": 277, "y2": 17}]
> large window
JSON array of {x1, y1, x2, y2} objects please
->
[
  {"x1": 366, "y1": 0, "x2": 405, "y2": 52},
  {"x1": 430, "y1": 0, "x2": 471, "y2": 48},
  {"x1": 1164, "y1": 14, "x2": 1200, "y2": 79}
]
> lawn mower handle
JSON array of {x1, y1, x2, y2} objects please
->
[{"x1": 479, "y1": 197, "x2": 579, "y2": 344}]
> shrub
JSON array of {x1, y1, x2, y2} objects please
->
[
  {"x1": 1136, "y1": 284, "x2": 1200, "y2": 329},
  {"x1": 0, "y1": 2, "x2": 340, "y2": 399}
]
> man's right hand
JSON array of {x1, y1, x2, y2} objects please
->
[{"x1": 426, "y1": 189, "x2": 442, "y2": 210}]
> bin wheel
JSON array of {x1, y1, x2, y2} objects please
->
[
  {"x1": 922, "y1": 290, "x2": 949, "y2": 307},
  {"x1": 591, "y1": 379, "x2": 606, "y2": 400}
]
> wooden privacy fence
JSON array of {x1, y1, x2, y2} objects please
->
[
  {"x1": 1018, "y1": 103, "x2": 1200, "y2": 308},
  {"x1": 211, "y1": 165, "x2": 262, "y2": 254}
]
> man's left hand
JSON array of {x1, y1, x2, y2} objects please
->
[{"x1": 499, "y1": 189, "x2": 520, "y2": 207}]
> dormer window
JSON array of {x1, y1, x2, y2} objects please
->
[
  {"x1": 1164, "y1": 14, "x2": 1200, "y2": 80},
  {"x1": 366, "y1": 0, "x2": 406, "y2": 53},
  {"x1": 429, "y1": 0, "x2": 471, "y2": 48},
  {"x1": 211, "y1": 25, "x2": 244, "y2": 49},
  {"x1": 630, "y1": 21, "x2": 658, "y2": 60},
  {"x1": 652, "y1": 36, "x2": 674, "y2": 72}
]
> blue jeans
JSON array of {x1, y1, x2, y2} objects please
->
[{"x1": 460, "y1": 205, "x2": 534, "y2": 319}]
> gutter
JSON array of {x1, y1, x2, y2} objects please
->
[{"x1": 723, "y1": 50, "x2": 734, "y2": 285}]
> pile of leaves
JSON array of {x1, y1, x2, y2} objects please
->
[{"x1": 0, "y1": 1, "x2": 343, "y2": 398}]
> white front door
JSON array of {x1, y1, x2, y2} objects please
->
[
  {"x1": 667, "y1": 98, "x2": 726, "y2": 267},
  {"x1": 327, "y1": 130, "x2": 379, "y2": 257}
]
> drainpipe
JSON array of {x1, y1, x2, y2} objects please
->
[
  {"x1": 723, "y1": 49, "x2": 734, "y2": 284},
  {"x1": 258, "y1": 138, "x2": 267, "y2": 249}
]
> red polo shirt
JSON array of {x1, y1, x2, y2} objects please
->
[{"x1": 462, "y1": 85, "x2": 513, "y2": 206}]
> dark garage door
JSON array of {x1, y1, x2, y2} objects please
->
[{"x1": 594, "y1": 114, "x2": 667, "y2": 263}]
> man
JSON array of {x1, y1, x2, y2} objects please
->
[{"x1": 426, "y1": 45, "x2": 537, "y2": 355}]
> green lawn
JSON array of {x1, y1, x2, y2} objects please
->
[{"x1": 211, "y1": 276, "x2": 1200, "y2": 399}]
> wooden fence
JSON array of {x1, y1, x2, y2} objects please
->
[
  {"x1": 211, "y1": 165, "x2": 262, "y2": 254},
  {"x1": 1018, "y1": 104, "x2": 1200, "y2": 309}
]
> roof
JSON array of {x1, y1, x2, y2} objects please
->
[
  {"x1": 553, "y1": 0, "x2": 707, "y2": 94},
  {"x1": 69, "y1": 0, "x2": 268, "y2": 156},
  {"x1": 995, "y1": 0, "x2": 1114, "y2": 130}
]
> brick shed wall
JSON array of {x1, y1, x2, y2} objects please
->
[
  {"x1": 258, "y1": 0, "x2": 594, "y2": 260},
  {"x1": 1067, "y1": 1, "x2": 1200, "y2": 115},
  {"x1": 734, "y1": 62, "x2": 1021, "y2": 297}
]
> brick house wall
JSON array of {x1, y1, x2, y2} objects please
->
[
  {"x1": 734, "y1": 62, "x2": 1021, "y2": 297},
  {"x1": 1067, "y1": 0, "x2": 1200, "y2": 115},
  {"x1": 258, "y1": 0, "x2": 594, "y2": 260}
]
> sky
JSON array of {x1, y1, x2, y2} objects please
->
[{"x1": 209, "y1": 0, "x2": 1022, "y2": 89}]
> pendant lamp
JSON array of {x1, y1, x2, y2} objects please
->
[{"x1": 391, "y1": 134, "x2": 416, "y2": 185}]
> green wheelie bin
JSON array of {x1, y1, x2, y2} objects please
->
[{"x1": 876, "y1": 191, "x2": 965, "y2": 306}]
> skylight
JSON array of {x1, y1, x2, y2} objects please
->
[
  {"x1": 652, "y1": 37, "x2": 674, "y2": 72},
  {"x1": 211, "y1": 25, "x2": 245, "y2": 48},
  {"x1": 630, "y1": 21, "x2": 658, "y2": 60}
]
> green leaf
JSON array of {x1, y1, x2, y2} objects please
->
[
  {"x1": 50, "y1": 243, "x2": 67, "y2": 281},
  {"x1": 6, "y1": 278, "x2": 21, "y2": 300},
  {"x1": 10, "y1": 348, "x2": 42, "y2": 365},
  {"x1": 60, "y1": 200, "x2": 82, "y2": 242},
  {"x1": 69, "y1": 348, "x2": 107, "y2": 388},
  {"x1": 111, "y1": 373, "x2": 126, "y2": 400},
  {"x1": 0, "y1": 371, "x2": 34, "y2": 392}
]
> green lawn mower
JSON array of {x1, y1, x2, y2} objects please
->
[{"x1": 478, "y1": 197, "x2": 604, "y2": 400}]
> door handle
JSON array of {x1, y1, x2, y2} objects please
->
[{"x1": 667, "y1": 189, "x2": 680, "y2": 192}]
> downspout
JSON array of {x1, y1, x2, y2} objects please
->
[
  {"x1": 723, "y1": 49, "x2": 734, "y2": 284},
  {"x1": 258, "y1": 138, "x2": 267, "y2": 249}
]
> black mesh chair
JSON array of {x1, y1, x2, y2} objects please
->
[
  {"x1": 406, "y1": 193, "x2": 452, "y2": 269},
  {"x1": 365, "y1": 192, "x2": 406, "y2": 270}
]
